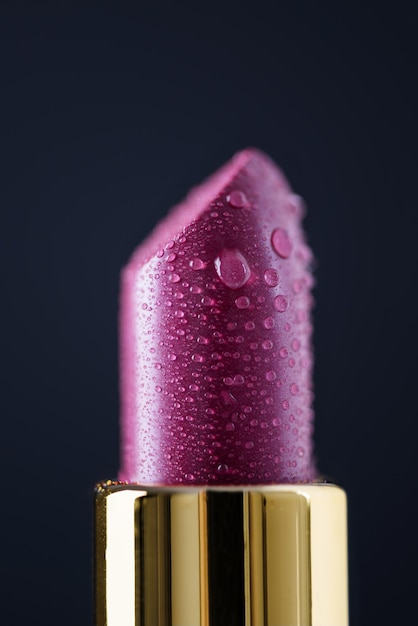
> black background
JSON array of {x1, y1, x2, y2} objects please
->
[{"x1": 1, "y1": 2, "x2": 417, "y2": 625}]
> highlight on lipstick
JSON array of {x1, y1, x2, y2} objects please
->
[{"x1": 119, "y1": 148, "x2": 316, "y2": 485}]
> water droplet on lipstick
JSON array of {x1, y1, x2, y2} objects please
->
[
  {"x1": 227, "y1": 190, "x2": 247, "y2": 208},
  {"x1": 202, "y1": 296, "x2": 216, "y2": 306},
  {"x1": 292, "y1": 339, "x2": 301, "y2": 351},
  {"x1": 271, "y1": 228, "x2": 292, "y2": 258},
  {"x1": 263, "y1": 316, "x2": 275, "y2": 329},
  {"x1": 274, "y1": 295, "x2": 289, "y2": 312},
  {"x1": 235, "y1": 296, "x2": 250, "y2": 309},
  {"x1": 292, "y1": 280, "x2": 303, "y2": 294},
  {"x1": 190, "y1": 258, "x2": 206, "y2": 270},
  {"x1": 263, "y1": 268, "x2": 280, "y2": 286},
  {"x1": 214, "y1": 249, "x2": 250, "y2": 289},
  {"x1": 221, "y1": 390, "x2": 237, "y2": 405}
]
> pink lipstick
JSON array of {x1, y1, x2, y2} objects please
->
[
  {"x1": 95, "y1": 149, "x2": 348, "y2": 625},
  {"x1": 120, "y1": 148, "x2": 315, "y2": 485}
]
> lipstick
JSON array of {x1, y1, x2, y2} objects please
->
[{"x1": 95, "y1": 149, "x2": 348, "y2": 625}]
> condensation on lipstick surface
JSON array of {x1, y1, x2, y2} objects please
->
[{"x1": 120, "y1": 159, "x2": 316, "y2": 485}]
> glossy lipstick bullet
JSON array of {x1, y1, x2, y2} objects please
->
[{"x1": 95, "y1": 149, "x2": 348, "y2": 625}]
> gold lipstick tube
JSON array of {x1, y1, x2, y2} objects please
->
[{"x1": 95, "y1": 482, "x2": 348, "y2": 626}]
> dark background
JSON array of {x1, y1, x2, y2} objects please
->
[{"x1": 1, "y1": 2, "x2": 417, "y2": 624}]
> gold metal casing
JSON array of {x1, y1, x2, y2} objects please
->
[{"x1": 95, "y1": 483, "x2": 348, "y2": 626}]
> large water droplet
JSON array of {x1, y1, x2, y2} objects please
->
[
  {"x1": 271, "y1": 228, "x2": 292, "y2": 258},
  {"x1": 227, "y1": 190, "x2": 248, "y2": 208},
  {"x1": 214, "y1": 249, "x2": 250, "y2": 289}
]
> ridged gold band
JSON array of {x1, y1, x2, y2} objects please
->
[{"x1": 95, "y1": 482, "x2": 348, "y2": 626}]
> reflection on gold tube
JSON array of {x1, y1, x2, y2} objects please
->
[{"x1": 95, "y1": 483, "x2": 348, "y2": 626}]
